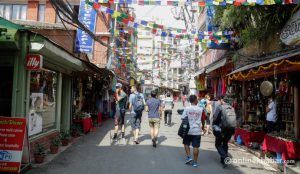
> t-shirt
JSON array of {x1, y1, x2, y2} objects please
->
[
  {"x1": 163, "y1": 97, "x2": 174, "y2": 110},
  {"x1": 181, "y1": 105, "x2": 203, "y2": 135},
  {"x1": 266, "y1": 101, "x2": 277, "y2": 122},
  {"x1": 146, "y1": 98, "x2": 161, "y2": 118},
  {"x1": 129, "y1": 92, "x2": 145, "y2": 114},
  {"x1": 117, "y1": 91, "x2": 127, "y2": 110}
]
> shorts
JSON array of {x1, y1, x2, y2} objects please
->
[
  {"x1": 148, "y1": 118, "x2": 160, "y2": 128},
  {"x1": 130, "y1": 112, "x2": 142, "y2": 129},
  {"x1": 115, "y1": 109, "x2": 125, "y2": 126},
  {"x1": 183, "y1": 135, "x2": 201, "y2": 148}
]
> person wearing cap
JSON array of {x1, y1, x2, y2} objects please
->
[
  {"x1": 112, "y1": 83, "x2": 128, "y2": 142},
  {"x1": 146, "y1": 91, "x2": 162, "y2": 147}
]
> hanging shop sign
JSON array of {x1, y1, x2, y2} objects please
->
[
  {"x1": 280, "y1": 10, "x2": 300, "y2": 46},
  {"x1": 75, "y1": 0, "x2": 98, "y2": 53},
  {"x1": 0, "y1": 117, "x2": 27, "y2": 173},
  {"x1": 26, "y1": 54, "x2": 43, "y2": 70}
]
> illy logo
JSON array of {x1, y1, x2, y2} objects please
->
[{"x1": 26, "y1": 54, "x2": 42, "y2": 70}]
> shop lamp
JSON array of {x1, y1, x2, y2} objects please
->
[{"x1": 30, "y1": 42, "x2": 44, "y2": 51}]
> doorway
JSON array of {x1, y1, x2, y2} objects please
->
[{"x1": 0, "y1": 67, "x2": 13, "y2": 116}]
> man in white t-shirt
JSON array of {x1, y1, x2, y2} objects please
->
[
  {"x1": 266, "y1": 96, "x2": 277, "y2": 133},
  {"x1": 181, "y1": 95, "x2": 203, "y2": 168}
]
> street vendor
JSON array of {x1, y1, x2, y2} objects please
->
[{"x1": 266, "y1": 95, "x2": 277, "y2": 133}]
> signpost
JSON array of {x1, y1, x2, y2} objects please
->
[
  {"x1": 0, "y1": 117, "x2": 27, "y2": 173},
  {"x1": 26, "y1": 54, "x2": 43, "y2": 70},
  {"x1": 75, "y1": 0, "x2": 98, "y2": 53}
]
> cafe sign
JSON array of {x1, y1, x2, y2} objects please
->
[
  {"x1": 280, "y1": 10, "x2": 300, "y2": 46},
  {"x1": 26, "y1": 54, "x2": 43, "y2": 70}
]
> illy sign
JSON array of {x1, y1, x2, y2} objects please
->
[{"x1": 26, "y1": 54, "x2": 43, "y2": 70}]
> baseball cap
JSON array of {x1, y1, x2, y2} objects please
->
[{"x1": 116, "y1": 83, "x2": 122, "y2": 88}]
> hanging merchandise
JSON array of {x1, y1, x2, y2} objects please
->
[{"x1": 260, "y1": 81, "x2": 273, "y2": 97}]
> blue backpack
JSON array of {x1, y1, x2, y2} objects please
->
[{"x1": 133, "y1": 93, "x2": 144, "y2": 113}]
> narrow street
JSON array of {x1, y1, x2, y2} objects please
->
[{"x1": 26, "y1": 102, "x2": 277, "y2": 174}]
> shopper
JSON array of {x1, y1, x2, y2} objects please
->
[
  {"x1": 205, "y1": 94, "x2": 212, "y2": 135},
  {"x1": 146, "y1": 91, "x2": 162, "y2": 147},
  {"x1": 266, "y1": 95, "x2": 277, "y2": 133},
  {"x1": 198, "y1": 99, "x2": 207, "y2": 135},
  {"x1": 163, "y1": 93, "x2": 174, "y2": 126},
  {"x1": 181, "y1": 95, "x2": 203, "y2": 168},
  {"x1": 112, "y1": 83, "x2": 128, "y2": 142},
  {"x1": 213, "y1": 96, "x2": 236, "y2": 168},
  {"x1": 129, "y1": 86, "x2": 146, "y2": 144},
  {"x1": 181, "y1": 94, "x2": 187, "y2": 107}
]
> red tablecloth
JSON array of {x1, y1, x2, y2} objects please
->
[
  {"x1": 234, "y1": 128, "x2": 266, "y2": 147},
  {"x1": 83, "y1": 117, "x2": 92, "y2": 133},
  {"x1": 73, "y1": 118, "x2": 93, "y2": 134},
  {"x1": 262, "y1": 135, "x2": 300, "y2": 161}
]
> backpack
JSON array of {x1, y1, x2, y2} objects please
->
[
  {"x1": 178, "y1": 117, "x2": 190, "y2": 139},
  {"x1": 220, "y1": 104, "x2": 237, "y2": 128},
  {"x1": 133, "y1": 93, "x2": 144, "y2": 113}
]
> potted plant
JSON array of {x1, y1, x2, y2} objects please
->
[
  {"x1": 34, "y1": 143, "x2": 46, "y2": 163},
  {"x1": 50, "y1": 137, "x2": 60, "y2": 154},
  {"x1": 71, "y1": 125, "x2": 81, "y2": 138},
  {"x1": 60, "y1": 131, "x2": 70, "y2": 146}
]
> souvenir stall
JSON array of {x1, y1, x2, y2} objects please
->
[
  {"x1": 229, "y1": 56, "x2": 300, "y2": 161},
  {"x1": 71, "y1": 65, "x2": 113, "y2": 134}
]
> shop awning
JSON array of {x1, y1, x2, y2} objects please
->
[
  {"x1": 29, "y1": 35, "x2": 84, "y2": 73},
  {"x1": 205, "y1": 58, "x2": 227, "y2": 73},
  {"x1": 193, "y1": 68, "x2": 205, "y2": 77},
  {"x1": 228, "y1": 49, "x2": 300, "y2": 75}
]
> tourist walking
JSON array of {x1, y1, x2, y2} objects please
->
[
  {"x1": 163, "y1": 93, "x2": 174, "y2": 126},
  {"x1": 146, "y1": 91, "x2": 162, "y2": 147},
  {"x1": 129, "y1": 86, "x2": 146, "y2": 144},
  {"x1": 181, "y1": 94, "x2": 187, "y2": 107},
  {"x1": 112, "y1": 83, "x2": 128, "y2": 142},
  {"x1": 213, "y1": 96, "x2": 236, "y2": 168},
  {"x1": 181, "y1": 95, "x2": 203, "y2": 168}
]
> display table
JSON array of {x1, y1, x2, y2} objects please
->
[
  {"x1": 234, "y1": 128, "x2": 266, "y2": 147},
  {"x1": 73, "y1": 117, "x2": 93, "y2": 134},
  {"x1": 262, "y1": 134, "x2": 300, "y2": 161}
]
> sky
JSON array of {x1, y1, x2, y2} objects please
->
[{"x1": 130, "y1": 5, "x2": 186, "y2": 29}]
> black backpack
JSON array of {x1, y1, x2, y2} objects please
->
[
  {"x1": 178, "y1": 117, "x2": 190, "y2": 138},
  {"x1": 133, "y1": 93, "x2": 144, "y2": 113},
  {"x1": 220, "y1": 104, "x2": 237, "y2": 128}
]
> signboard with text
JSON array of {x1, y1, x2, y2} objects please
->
[
  {"x1": 0, "y1": 117, "x2": 27, "y2": 173},
  {"x1": 26, "y1": 54, "x2": 43, "y2": 70},
  {"x1": 75, "y1": 0, "x2": 98, "y2": 53}
]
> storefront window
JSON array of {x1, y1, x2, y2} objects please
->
[{"x1": 28, "y1": 70, "x2": 57, "y2": 137}]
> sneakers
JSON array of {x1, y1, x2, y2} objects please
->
[
  {"x1": 192, "y1": 162, "x2": 198, "y2": 167},
  {"x1": 185, "y1": 156, "x2": 193, "y2": 164},
  {"x1": 152, "y1": 138, "x2": 157, "y2": 148}
]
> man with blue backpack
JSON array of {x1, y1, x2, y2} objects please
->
[{"x1": 129, "y1": 86, "x2": 146, "y2": 144}]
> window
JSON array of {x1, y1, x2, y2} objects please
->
[
  {"x1": 56, "y1": 5, "x2": 77, "y2": 23},
  {"x1": 0, "y1": 4, "x2": 27, "y2": 20},
  {"x1": 28, "y1": 70, "x2": 58, "y2": 137},
  {"x1": 38, "y1": 4, "x2": 45, "y2": 22}
]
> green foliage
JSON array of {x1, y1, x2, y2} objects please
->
[
  {"x1": 50, "y1": 137, "x2": 61, "y2": 146},
  {"x1": 60, "y1": 131, "x2": 71, "y2": 140},
  {"x1": 214, "y1": 5, "x2": 296, "y2": 47},
  {"x1": 34, "y1": 143, "x2": 46, "y2": 155}
]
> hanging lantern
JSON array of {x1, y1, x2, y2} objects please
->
[{"x1": 122, "y1": 64, "x2": 126, "y2": 68}]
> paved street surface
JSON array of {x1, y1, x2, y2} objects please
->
[{"x1": 26, "y1": 102, "x2": 277, "y2": 174}]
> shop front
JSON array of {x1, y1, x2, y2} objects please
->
[
  {"x1": 0, "y1": 18, "x2": 86, "y2": 162},
  {"x1": 228, "y1": 52, "x2": 300, "y2": 162}
]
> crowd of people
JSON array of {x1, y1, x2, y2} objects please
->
[{"x1": 111, "y1": 83, "x2": 237, "y2": 168}]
